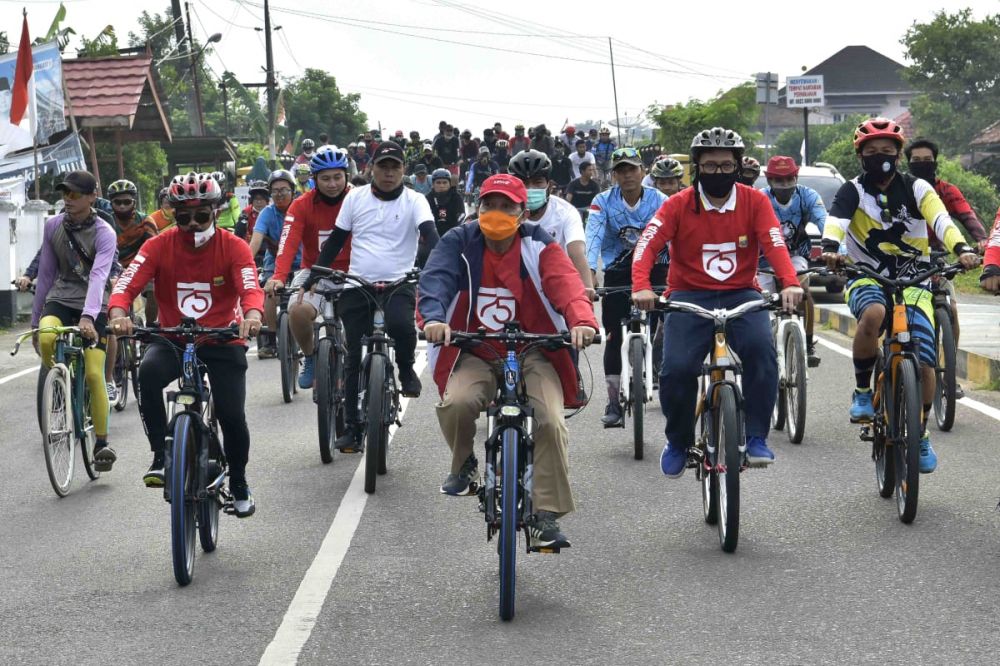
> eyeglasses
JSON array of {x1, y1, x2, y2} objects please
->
[
  {"x1": 112, "y1": 198, "x2": 135, "y2": 207},
  {"x1": 270, "y1": 187, "x2": 293, "y2": 196},
  {"x1": 699, "y1": 161, "x2": 739, "y2": 174},
  {"x1": 61, "y1": 190, "x2": 85, "y2": 201},
  {"x1": 175, "y1": 210, "x2": 213, "y2": 226}
]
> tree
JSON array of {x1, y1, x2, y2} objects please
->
[
  {"x1": 816, "y1": 136, "x2": 860, "y2": 181},
  {"x1": 936, "y1": 157, "x2": 999, "y2": 229},
  {"x1": 649, "y1": 83, "x2": 761, "y2": 153},
  {"x1": 96, "y1": 141, "x2": 168, "y2": 208},
  {"x1": 771, "y1": 116, "x2": 865, "y2": 165},
  {"x1": 283, "y1": 69, "x2": 367, "y2": 147}
]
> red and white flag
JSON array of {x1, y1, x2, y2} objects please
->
[{"x1": 10, "y1": 11, "x2": 34, "y2": 132}]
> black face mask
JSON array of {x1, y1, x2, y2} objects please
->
[
  {"x1": 772, "y1": 186, "x2": 795, "y2": 204},
  {"x1": 862, "y1": 154, "x2": 898, "y2": 182},
  {"x1": 909, "y1": 161, "x2": 937, "y2": 182},
  {"x1": 699, "y1": 171, "x2": 739, "y2": 198}
]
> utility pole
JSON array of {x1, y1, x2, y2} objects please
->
[
  {"x1": 171, "y1": 0, "x2": 199, "y2": 136},
  {"x1": 184, "y1": 2, "x2": 205, "y2": 136},
  {"x1": 219, "y1": 78, "x2": 230, "y2": 137},
  {"x1": 608, "y1": 37, "x2": 622, "y2": 146},
  {"x1": 264, "y1": 0, "x2": 277, "y2": 159}
]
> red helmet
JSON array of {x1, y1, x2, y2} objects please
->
[
  {"x1": 853, "y1": 117, "x2": 904, "y2": 152},
  {"x1": 764, "y1": 155, "x2": 799, "y2": 178},
  {"x1": 565, "y1": 125, "x2": 575, "y2": 134},
  {"x1": 168, "y1": 172, "x2": 223, "y2": 208}
]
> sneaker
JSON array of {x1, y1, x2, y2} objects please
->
[
  {"x1": 335, "y1": 426, "x2": 364, "y2": 454},
  {"x1": 106, "y1": 382, "x2": 118, "y2": 403},
  {"x1": 807, "y1": 342, "x2": 821, "y2": 368},
  {"x1": 257, "y1": 345, "x2": 277, "y2": 360},
  {"x1": 919, "y1": 432, "x2": 937, "y2": 473},
  {"x1": 525, "y1": 511, "x2": 570, "y2": 549},
  {"x1": 601, "y1": 400, "x2": 623, "y2": 428},
  {"x1": 659, "y1": 442, "x2": 688, "y2": 478},
  {"x1": 299, "y1": 355, "x2": 315, "y2": 389},
  {"x1": 746, "y1": 436, "x2": 775, "y2": 466},
  {"x1": 440, "y1": 454, "x2": 478, "y2": 496},
  {"x1": 230, "y1": 480, "x2": 256, "y2": 517},
  {"x1": 850, "y1": 389, "x2": 875, "y2": 423},
  {"x1": 93, "y1": 444, "x2": 117, "y2": 472},
  {"x1": 143, "y1": 452, "x2": 165, "y2": 487},
  {"x1": 398, "y1": 365, "x2": 422, "y2": 397}
]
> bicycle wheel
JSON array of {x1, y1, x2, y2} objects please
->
[
  {"x1": 698, "y1": 402, "x2": 718, "y2": 525},
  {"x1": 771, "y1": 322, "x2": 786, "y2": 432},
  {"x1": 315, "y1": 337, "x2": 335, "y2": 464},
  {"x1": 784, "y1": 324, "x2": 807, "y2": 444},
  {"x1": 630, "y1": 337, "x2": 644, "y2": 460},
  {"x1": 112, "y1": 338, "x2": 129, "y2": 412},
  {"x1": 498, "y1": 428, "x2": 519, "y2": 621},
  {"x1": 170, "y1": 413, "x2": 198, "y2": 586},
  {"x1": 80, "y1": 381, "x2": 100, "y2": 481},
  {"x1": 933, "y1": 309, "x2": 956, "y2": 432},
  {"x1": 278, "y1": 311, "x2": 295, "y2": 403},
  {"x1": 893, "y1": 359, "x2": 922, "y2": 524},
  {"x1": 198, "y1": 402, "x2": 222, "y2": 553},
  {"x1": 713, "y1": 385, "x2": 741, "y2": 553},
  {"x1": 377, "y1": 365, "x2": 391, "y2": 476},
  {"x1": 41, "y1": 365, "x2": 75, "y2": 497},
  {"x1": 364, "y1": 354, "x2": 387, "y2": 494}
]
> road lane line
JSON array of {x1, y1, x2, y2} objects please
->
[
  {"x1": 816, "y1": 335, "x2": 1000, "y2": 422},
  {"x1": 258, "y1": 351, "x2": 428, "y2": 665},
  {"x1": 0, "y1": 366, "x2": 38, "y2": 385}
]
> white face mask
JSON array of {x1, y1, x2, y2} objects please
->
[{"x1": 193, "y1": 224, "x2": 216, "y2": 248}]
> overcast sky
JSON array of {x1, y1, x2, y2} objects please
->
[{"x1": 5, "y1": 0, "x2": 998, "y2": 140}]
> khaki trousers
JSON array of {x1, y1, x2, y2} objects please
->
[{"x1": 435, "y1": 350, "x2": 575, "y2": 515}]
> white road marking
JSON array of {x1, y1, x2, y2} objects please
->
[
  {"x1": 258, "y1": 351, "x2": 429, "y2": 665},
  {"x1": 0, "y1": 366, "x2": 38, "y2": 385}
]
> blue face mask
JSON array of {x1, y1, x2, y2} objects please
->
[{"x1": 526, "y1": 188, "x2": 548, "y2": 212}]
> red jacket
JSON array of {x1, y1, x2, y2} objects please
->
[
  {"x1": 934, "y1": 180, "x2": 987, "y2": 246},
  {"x1": 110, "y1": 227, "x2": 264, "y2": 339},
  {"x1": 633, "y1": 184, "x2": 797, "y2": 293},
  {"x1": 273, "y1": 188, "x2": 352, "y2": 283},
  {"x1": 986, "y1": 217, "x2": 1000, "y2": 268}
]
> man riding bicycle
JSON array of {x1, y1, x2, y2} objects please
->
[
  {"x1": 465, "y1": 146, "x2": 499, "y2": 201},
  {"x1": 645, "y1": 156, "x2": 684, "y2": 197},
  {"x1": 419, "y1": 174, "x2": 598, "y2": 548}
]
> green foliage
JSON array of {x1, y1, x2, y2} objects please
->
[
  {"x1": 96, "y1": 141, "x2": 168, "y2": 210},
  {"x1": 283, "y1": 69, "x2": 367, "y2": 147},
  {"x1": 79, "y1": 25, "x2": 118, "y2": 57},
  {"x1": 817, "y1": 136, "x2": 861, "y2": 180},
  {"x1": 650, "y1": 84, "x2": 761, "y2": 154},
  {"x1": 771, "y1": 116, "x2": 866, "y2": 164},
  {"x1": 236, "y1": 142, "x2": 268, "y2": 168},
  {"x1": 935, "y1": 157, "x2": 999, "y2": 229}
]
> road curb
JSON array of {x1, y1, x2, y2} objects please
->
[{"x1": 814, "y1": 305, "x2": 1000, "y2": 388}]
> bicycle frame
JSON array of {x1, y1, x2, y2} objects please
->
[
  {"x1": 771, "y1": 312, "x2": 807, "y2": 389},
  {"x1": 619, "y1": 304, "x2": 654, "y2": 406}
]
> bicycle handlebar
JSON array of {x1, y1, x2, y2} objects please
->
[
  {"x1": 594, "y1": 285, "x2": 666, "y2": 297},
  {"x1": 130, "y1": 322, "x2": 242, "y2": 343},
  {"x1": 838, "y1": 260, "x2": 965, "y2": 290},
  {"x1": 418, "y1": 326, "x2": 602, "y2": 348},
  {"x1": 305, "y1": 265, "x2": 420, "y2": 292},
  {"x1": 10, "y1": 325, "x2": 83, "y2": 356},
  {"x1": 655, "y1": 294, "x2": 779, "y2": 323}
]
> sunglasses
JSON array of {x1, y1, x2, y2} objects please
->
[
  {"x1": 61, "y1": 190, "x2": 86, "y2": 201},
  {"x1": 175, "y1": 210, "x2": 213, "y2": 226},
  {"x1": 112, "y1": 198, "x2": 135, "y2": 207},
  {"x1": 612, "y1": 147, "x2": 640, "y2": 160}
]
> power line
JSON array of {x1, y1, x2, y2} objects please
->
[{"x1": 339, "y1": 82, "x2": 614, "y2": 111}]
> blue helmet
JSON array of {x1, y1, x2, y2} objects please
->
[{"x1": 310, "y1": 145, "x2": 350, "y2": 174}]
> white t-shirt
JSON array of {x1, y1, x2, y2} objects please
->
[
  {"x1": 569, "y1": 151, "x2": 596, "y2": 179},
  {"x1": 335, "y1": 184, "x2": 434, "y2": 281},
  {"x1": 641, "y1": 174, "x2": 654, "y2": 188},
  {"x1": 533, "y1": 194, "x2": 585, "y2": 249}
]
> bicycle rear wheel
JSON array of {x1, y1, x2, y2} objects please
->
[
  {"x1": 713, "y1": 385, "x2": 741, "y2": 553},
  {"x1": 771, "y1": 322, "x2": 786, "y2": 432},
  {"x1": 170, "y1": 413, "x2": 198, "y2": 586},
  {"x1": 278, "y1": 311, "x2": 296, "y2": 403},
  {"x1": 112, "y1": 338, "x2": 129, "y2": 412},
  {"x1": 784, "y1": 324, "x2": 807, "y2": 444},
  {"x1": 498, "y1": 428, "x2": 519, "y2": 621},
  {"x1": 41, "y1": 365, "x2": 75, "y2": 497},
  {"x1": 630, "y1": 337, "x2": 644, "y2": 460},
  {"x1": 364, "y1": 354, "x2": 387, "y2": 494},
  {"x1": 933, "y1": 309, "x2": 956, "y2": 432},
  {"x1": 80, "y1": 381, "x2": 99, "y2": 481},
  {"x1": 893, "y1": 359, "x2": 921, "y2": 524},
  {"x1": 315, "y1": 337, "x2": 335, "y2": 464},
  {"x1": 698, "y1": 402, "x2": 718, "y2": 525}
]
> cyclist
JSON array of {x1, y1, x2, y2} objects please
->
[
  {"x1": 266, "y1": 145, "x2": 353, "y2": 388},
  {"x1": 108, "y1": 172, "x2": 263, "y2": 516},
  {"x1": 493, "y1": 122, "x2": 509, "y2": 141},
  {"x1": 550, "y1": 143, "x2": 573, "y2": 196},
  {"x1": 757, "y1": 155, "x2": 827, "y2": 366},
  {"x1": 144, "y1": 187, "x2": 176, "y2": 232},
  {"x1": 249, "y1": 170, "x2": 300, "y2": 359},
  {"x1": 311, "y1": 141, "x2": 440, "y2": 452},
  {"x1": 294, "y1": 138, "x2": 316, "y2": 165},
  {"x1": 465, "y1": 146, "x2": 499, "y2": 202},
  {"x1": 509, "y1": 149, "x2": 594, "y2": 299},
  {"x1": 585, "y1": 127, "x2": 599, "y2": 151},
  {"x1": 434, "y1": 124, "x2": 461, "y2": 177},
  {"x1": 233, "y1": 180, "x2": 270, "y2": 243},
  {"x1": 558, "y1": 124, "x2": 578, "y2": 152},
  {"x1": 632, "y1": 127, "x2": 804, "y2": 477},
  {"x1": 294, "y1": 162, "x2": 314, "y2": 193},
  {"x1": 428, "y1": 168, "x2": 465, "y2": 237},
  {"x1": 459, "y1": 129, "x2": 480, "y2": 181},
  {"x1": 566, "y1": 161, "x2": 601, "y2": 219},
  {"x1": 417, "y1": 142, "x2": 443, "y2": 174},
  {"x1": 352, "y1": 142, "x2": 371, "y2": 173},
  {"x1": 592, "y1": 127, "x2": 616, "y2": 185},
  {"x1": 405, "y1": 131, "x2": 423, "y2": 165},
  {"x1": 738, "y1": 156, "x2": 761, "y2": 186},
  {"x1": 510, "y1": 124, "x2": 531, "y2": 155},
  {"x1": 820, "y1": 118, "x2": 980, "y2": 473},
  {"x1": 405, "y1": 163, "x2": 433, "y2": 196},
  {"x1": 531, "y1": 123, "x2": 555, "y2": 157},
  {"x1": 32, "y1": 170, "x2": 117, "y2": 471},
  {"x1": 982, "y1": 223, "x2": 1000, "y2": 292},
  {"x1": 585, "y1": 147, "x2": 669, "y2": 427},
  {"x1": 568, "y1": 139, "x2": 595, "y2": 181},
  {"x1": 211, "y1": 172, "x2": 241, "y2": 232},
  {"x1": 641, "y1": 156, "x2": 683, "y2": 198},
  {"x1": 494, "y1": 138, "x2": 512, "y2": 173},
  {"x1": 419, "y1": 174, "x2": 598, "y2": 548}
]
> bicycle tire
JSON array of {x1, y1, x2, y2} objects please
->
[
  {"x1": 784, "y1": 324, "x2": 807, "y2": 444},
  {"x1": 36, "y1": 364, "x2": 48, "y2": 435},
  {"x1": 41, "y1": 365, "x2": 75, "y2": 497},
  {"x1": 893, "y1": 359, "x2": 921, "y2": 524},
  {"x1": 933, "y1": 309, "x2": 956, "y2": 432},
  {"x1": 714, "y1": 384, "x2": 741, "y2": 553},
  {"x1": 80, "y1": 380, "x2": 99, "y2": 481},
  {"x1": 498, "y1": 428, "x2": 519, "y2": 621},
  {"x1": 198, "y1": 401, "x2": 222, "y2": 553},
  {"x1": 698, "y1": 404, "x2": 718, "y2": 525},
  {"x1": 315, "y1": 337, "x2": 335, "y2": 464},
  {"x1": 771, "y1": 321, "x2": 786, "y2": 432},
  {"x1": 873, "y1": 354, "x2": 894, "y2": 498},
  {"x1": 113, "y1": 338, "x2": 129, "y2": 412},
  {"x1": 364, "y1": 354, "x2": 387, "y2": 494},
  {"x1": 130, "y1": 339, "x2": 142, "y2": 400},
  {"x1": 170, "y1": 413, "x2": 198, "y2": 586},
  {"x1": 278, "y1": 312, "x2": 295, "y2": 403},
  {"x1": 630, "y1": 337, "x2": 644, "y2": 460}
]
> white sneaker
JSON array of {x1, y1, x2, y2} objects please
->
[{"x1": 106, "y1": 382, "x2": 118, "y2": 402}]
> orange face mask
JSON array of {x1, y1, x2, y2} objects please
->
[{"x1": 479, "y1": 209, "x2": 521, "y2": 241}]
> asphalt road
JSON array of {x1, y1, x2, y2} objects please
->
[{"x1": 3, "y1": 321, "x2": 1000, "y2": 666}]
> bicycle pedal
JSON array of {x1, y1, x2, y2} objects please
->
[
  {"x1": 859, "y1": 425, "x2": 874, "y2": 442},
  {"x1": 808, "y1": 358, "x2": 821, "y2": 368},
  {"x1": 529, "y1": 545, "x2": 566, "y2": 554}
]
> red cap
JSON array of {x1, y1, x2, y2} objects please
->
[
  {"x1": 764, "y1": 155, "x2": 799, "y2": 178},
  {"x1": 480, "y1": 174, "x2": 527, "y2": 204},
  {"x1": 395, "y1": 130, "x2": 403, "y2": 136}
]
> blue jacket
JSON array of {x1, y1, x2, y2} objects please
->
[
  {"x1": 760, "y1": 184, "x2": 827, "y2": 263},
  {"x1": 585, "y1": 185, "x2": 668, "y2": 272}
]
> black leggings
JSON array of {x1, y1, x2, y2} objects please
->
[
  {"x1": 138, "y1": 343, "x2": 251, "y2": 482},
  {"x1": 602, "y1": 265, "x2": 667, "y2": 375}
]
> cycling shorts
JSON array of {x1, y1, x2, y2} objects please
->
[{"x1": 846, "y1": 279, "x2": 936, "y2": 367}]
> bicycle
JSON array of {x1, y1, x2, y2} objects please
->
[
  {"x1": 111, "y1": 309, "x2": 142, "y2": 412},
  {"x1": 131, "y1": 319, "x2": 242, "y2": 586},
  {"x1": 421, "y1": 322, "x2": 600, "y2": 621},
  {"x1": 307, "y1": 265, "x2": 420, "y2": 494},
  {"x1": 928, "y1": 252, "x2": 958, "y2": 431},
  {"x1": 310, "y1": 277, "x2": 347, "y2": 464},
  {"x1": 843, "y1": 257, "x2": 966, "y2": 524},
  {"x1": 271, "y1": 286, "x2": 300, "y2": 404},
  {"x1": 12, "y1": 326, "x2": 101, "y2": 496},
  {"x1": 658, "y1": 294, "x2": 780, "y2": 553}
]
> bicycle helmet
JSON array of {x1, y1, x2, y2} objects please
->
[
  {"x1": 853, "y1": 117, "x2": 904, "y2": 152},
  {"x1": 301, "y1": 138, "x2": 315, "y2": 151},
  {"x1": 107, "y1": 179, "x2": 138, "y2": 199},
  {"x1": 741, "y1": 156, "x2": 761, "y2": 175},
  {"x1": 310, "y1": 145, "x2": 350, "y2": 173},
  {"x1": 209, "y1": 171, "x2": 227, "y2": 187},
  {"x1": 168, "y1": 172, "x2": 223, "y2": 208},
  {"x1": 294, "y1": 162, "x2": 312, "y2": 176},
  {"x1": 157, "y1": 186, "x2": 170, "y2": 205},
  {"x1": 247, "y1": 180, "x2": 270, "y2": 198},
  {"x1": 508, "y1": 149, "x2": 552, "y2": 181},
  {"x1": 689, "y1": 127, "x2": 745, "y2": 163},
  {"x1": 268, "y1": 169, "x2": 296, "y2": 190},
  {"x1": 650, "y1": 157, "x2": 684, "y2": 179},
  {"x1": 599, "y1": 126, "x2": 611, "y2": 134},
  {"x1": 496, "y1": 139, "x2": 509, "y2": 150},
  {"x1": 565, "y1": 125, "x2": 575, "y2": 134},
  {"x1": 431, "y1": 168, "x2": 452, "y2": 182}
]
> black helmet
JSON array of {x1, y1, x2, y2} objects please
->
[{"x1": 508, "y1": 149, "x2": 552, "y2": 181}]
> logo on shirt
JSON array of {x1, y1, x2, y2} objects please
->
[
  {"x1": 702, "y1": 242, "x2": 738, "y2": 281},
  {"x1": 177, "y1": 282, "x2": 212, "y2": 319},
  {"x1": 213, "y1": 275, "x2": 225, "y2": 286},
  {"x1": 476, "y1": 287, "x2": 516, "y2": 331}
]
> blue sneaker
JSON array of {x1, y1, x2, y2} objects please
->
[
  {"x1": 850, "y1": 389, "x2": 875, "y2": 423},
  {"x1": 919, "y1": 432, "x2": 937, "y2": 473},
  {"x1": 746, "y1": 436, "x2": 775, "y2": 466},
  {"x1": 298, "y1": 356, "x2": 315, "y2": 389},
  {"x1": 659, "y1": 443, "x2": 688, "y2": 478}
]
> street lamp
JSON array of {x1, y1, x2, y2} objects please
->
[{"x1": 191, "y1": 32, "x2": 222, "y2": 136}]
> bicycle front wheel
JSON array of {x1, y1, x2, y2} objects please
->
[
  {"x1": 630, "y1": 337, "x2": 644, "y2": 460},
  {"x1": 933, "y1": 309, "x2": 956, "y2": 432},
  {"x1": 364, "y1": 354, "x2": 387, "y2": 494},
  {"x1": 315, "y1": 337, "x2": 335, "y2": 464},
  {"x1": 893, "y1": 359, "x2": 921, "y2": 524},
  {"x1": 41, "y1": 365, "x2": 75, "y2": 497},
  {"x1": 278, "y1": 312, "x2": 296, "y2": 403},
  {"x1": 784, "y1": 324, "x2": 807, "y2": 444},
  {"x1": 170, "y1": 413, "x2": 198, "y2": 586},
  {"x1": 713, "y1": 384, "x2": 741, "y2": 553},
  {"x1": 198, "y1": 401, "x2": 222, "y2": 553},
  {"x1": 113, "y1": 338, "x2": 129, "y2": 412},
  {"x1": 498, "y1": 428, "x2": 519, "y2": 621},
  {"x1": 80, "y1": 381, "x2": 99, "y2": 481}
]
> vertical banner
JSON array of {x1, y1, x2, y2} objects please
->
[{"x1": 0, "y1": 41, "x2": 67, "y2": 158}]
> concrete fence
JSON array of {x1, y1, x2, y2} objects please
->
[{"x1": 0, "y1": 199, "x2": 59, "y2": 326}]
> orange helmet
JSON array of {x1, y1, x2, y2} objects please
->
[{"x1": 853, "y1": 117, "x2": 904, "y2": 152}]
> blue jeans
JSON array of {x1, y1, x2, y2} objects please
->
[{"x1": 658, "y1": 289, "x2": 776, "y2": 447}]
